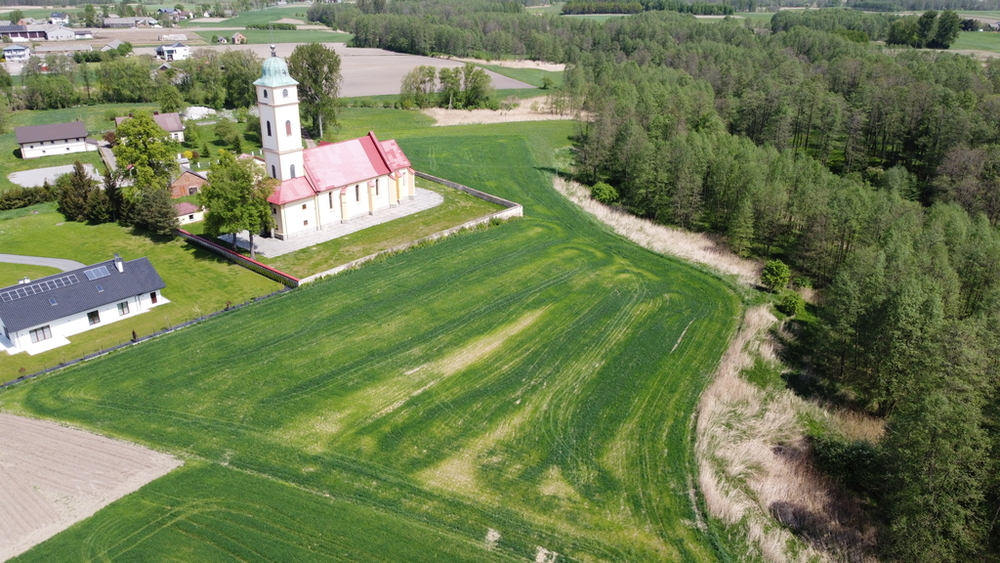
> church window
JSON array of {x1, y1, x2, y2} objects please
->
[
  {"x1": 263, "y1": 90, "x2": 268, "y2": 99},
  {"x1": 283, "y1": 89, "x2": 288, "y2": 98},
  {"x1": 302, "y1": 203, "x2": 307, "y2": 210},
  {"x1": 355, "y1": 185, "x2": 360, "y2": 201},
  {"x1": 375, "y1": 179, "x2": 379, "y2": 196},
  {"x1": 271, "y1": 165, "x2": 276, "y2": 178},
  {"x1": 286, "y1": 120, "x2": 292, "y2": 136},
  {"x1": 290, "y1": 164, "x2": 296, "y2": 178},
  {"x1": 329, "y1": 192, "x2": 333, "y2": 208},
  {"x1": 266, "y1": 121, "x2": 272, "y2": 137},
  {"x1": 303, "y1": 220, "x2": 308, "y2": 226}
]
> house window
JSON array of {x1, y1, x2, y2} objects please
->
[
  {"x1": 88, "y1": 311, "x2": 101, "y2": 325},
  {"x1": 150, "y1": 291, "x2": 158, "y2": 304},
  {"x1": 117, "y1": 301, "x2": 130, "y2": 316},
  {"x1": 188, "y1": 214, "x2": 195, "y2": 220},
  {"x1": 266, "y1": 121, "x2": 272, "y2": 136},
  {"x1": 29, "y1": 325, "x2": 52, "y2": 343},
  {"x1": 285, "y1": 120, "x2": 292, "y2": 135},
  {"x1": 290, "y1": 164, "x2": 296, "y2": 178},
  {"x1": 283, "y1": 89, "x2": 288, "y2": 98},
  {"x1": 355, "y1": 185, "x2": 360, "y2": 201}
]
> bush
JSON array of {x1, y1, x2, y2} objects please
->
[
  {"x1": 0, "y1": 184, "x2": 56, "y2": 211},
  {"x1": 809, "y1": 433, "x2": 881, "y2": 496},
  {"x1": 761, "y1": 259, "x2": 791, "y2": 292},
  {"x1": 776, "y1": 290, "x2": 805, "y2": 317},
  {"x1": 590, "y1": 181, "x2": 619, "y2": 204}
]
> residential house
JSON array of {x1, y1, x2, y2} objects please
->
[
  {"x1": 231, "y1": 32, "x2": 247, "y2": 44},
  {"x1": 154, "y1": 42, "x2": 190, "y2": 61},
  {"x1": 174, "y1": 202, "x2": 204, "y2": 225},
  {"x1": 3, "y1": 44, "x2": 30, "y2": 63},
  {"x1": 0, "y1": 256, "x2": 167, "y2": 355},
  {"x1": 115, "y1": 112, "x2": 185, "y2": 142},
  {"x1": 15, "y1": 122, "x2": 95, "y2": 159},
  {"x1": 169, "y1": 169, "x2": 208, "y2": 198},
  {"x1": 49, "y1": 12, "x2": 70, "y2": 25}
]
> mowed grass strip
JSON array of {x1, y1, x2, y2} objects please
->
[
  {"x1": 0, "y1": 263, "x2": 61, "y2": 287},
  {"x1": 2, "y1": 125, "x2": 741, "y2": 562}
]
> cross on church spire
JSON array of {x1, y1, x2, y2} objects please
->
[{"x1": 270, "y1": 44, "x2": 276, "y2": 57}]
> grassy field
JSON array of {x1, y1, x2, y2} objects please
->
[
  {"x1": 194, "y1": 29, "x2": 352, "y2": 44},
  {"x1": 0, "y1": 263, "x2": 60, "y2": 287},
  {"x1": 0, "y1": 114, "x2": 743, "y2": 562},
  {"x1": 179, "y1": 5, "x2": 315, "y2": 28},
  {"x1": 0, "y1": 210, "x2": 281, "y2": 379},
  {"x1": 475, "y1": 64, "x2": 564, "y2": 89},
  {"x1": 952, "y1": 31, "x2": 1000, "y2": 53}
]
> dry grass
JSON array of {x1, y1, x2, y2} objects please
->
[
  {"x1": 552, "y1": 178, "x2": 761, "y2": 285},
  {"x1": 695, "y1": 307, "x2": 878, "y2": 563},
  {"x1": 424, "y1": 96, "x2": 581, "y2": 127}
]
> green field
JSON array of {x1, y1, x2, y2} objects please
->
[
  {"x1": 179, "y1": 5, "x2": 315, "y2": 28},
  {"x1": 475, "y1": 64, "x2": 564, "y2": 89},
  {"x1": 0, "y1": 263, "x2": 60, "y2": 287},
  {"x1": 952, "y1": 30, "x2": 1000, "y2": 53},
  {"x1": 1, "y1": 117, "x2": 742, "y2": 562}
]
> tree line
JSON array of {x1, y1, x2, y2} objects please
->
[{"x1": 562, "y1": 0, "x2": 735, "y2": 15}]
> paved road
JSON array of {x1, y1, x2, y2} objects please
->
[{"x1": 0, "y1": 254, "x2": 86, "y2": 272}]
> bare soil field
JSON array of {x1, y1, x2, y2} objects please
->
[{"x1": 0, "y1": 413, "x2": 181, "y2": 561}]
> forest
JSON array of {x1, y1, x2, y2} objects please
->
[{"x1": 310, "y1": 2, "x2": 1000, "y2": 561}]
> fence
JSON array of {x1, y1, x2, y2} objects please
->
[{"x1": 176, "y1": 229, "x2": 301, "y2": 287}]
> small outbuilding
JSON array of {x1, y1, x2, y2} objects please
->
[{"x1": 174, "y1": 201, "x2": 204, "y2": 225}]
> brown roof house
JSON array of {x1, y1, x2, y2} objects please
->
[
  {"x1": 169, "y1": 169, "x2": 208, "y2": 199},
  {"x1": 15, "y1": 122, "x2": 95, "y2": 159},
  {"x1": 115, "y1": 112, "x2": 185, "y2": 142},
  {"x1": 173, "y1": 201, "x2": 203, "y2": 225},
  {"x1": 231, "y1": 32, "x2": 247, "y2": 44}
]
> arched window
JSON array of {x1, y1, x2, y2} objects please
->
[
  {"x1": 266, "y1": 121, "x2": 272, "y2": 137},
  {"x1": 283, "y1": 89, "x2": 288, "y2": 98},
  {"x1": 263, "y1": 90, "x2": 268, "y2": 99},
  {"x1": 271, "y1": 165, "x2": 276, "y2": 178},
  {"x1": 355, "y1": 185, "x2": 360, "y2": 201},
  {"x1": 290, "y1": 164, "x2": 296, "y2": 179},
  {"x1": 285, "y1": 120, "x2": 292, "y2": 136}
]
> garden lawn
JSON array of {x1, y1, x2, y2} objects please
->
[
  {"x1": 0, "y1": 212, "x2": 281, "y2": 380},
  {"x1": 259, "y1": 176, "x2": 503, "y2": 277},
  {"x1": 1, "y1": 118, "x2": 742, "y2": 562}
]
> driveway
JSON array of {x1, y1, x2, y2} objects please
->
[
  {"x1": 0, "y1": 254, "x2": 86, "y2": 272},
  {"x1": 7, "y1": 164, "x2": 102, "y2": 189}
]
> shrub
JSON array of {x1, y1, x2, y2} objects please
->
[
  {"x1": 776, "y1": 290, "x2": 804, "y2": 317},
  {"x1": 591, "y1": 181, "x2": 619, "y2": 204},
  {"x1": 761, "y1": 259, "x2": 791, "y2": 292}
]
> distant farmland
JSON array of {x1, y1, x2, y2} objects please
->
[{"x1": 2, "y1": 122, "x2": 742, "y2": 562}]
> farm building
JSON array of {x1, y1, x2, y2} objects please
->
[
  {"x1": 253, "y1": 49, "x2": 415, "y2": 240},
  {"x1": 231, "y1": 32, "x2": 247, "y2": 44},
  {"x1": 0, "y1": 256, "x2": 167, "y2": 356},
  {"x1": 3, "y1": 44, "x2": 30, "y2": 62},
  {"x1": 155, "y1": 42, "x2": 190, "y2": 61},
  {"x1": 101, "y1": 39, "x2": 125, "y2": 51},
  {"x1": 43, "y1": 25, "x2": 75, "y2": 41},
  {"x1": 170, "y1": 169, "x2": 208, "y2": 198},
  {"x1": 115, "y1": 112, "x2": 185, "y2": 142},
  {"x1": 15, "y1": 122, "x2": 95, "y2": 159}
]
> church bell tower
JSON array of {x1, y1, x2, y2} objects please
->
[{"x1": 254, "y1": 45, "x2": 304, "y2": 181}]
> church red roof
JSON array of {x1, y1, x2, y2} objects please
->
[{"x1": 269, "y1": 131, "x2": 406, "y2": 206}]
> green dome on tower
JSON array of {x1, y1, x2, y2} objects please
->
[{"x1": 254, "y1": 45, "x2": 299, "y2": 88}]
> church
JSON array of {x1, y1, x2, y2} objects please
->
[{"x1": 253, "y1": 47, "x2": 416, "y2": 240}]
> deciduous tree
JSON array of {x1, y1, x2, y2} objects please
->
[
  {"x1": 200, "y1": 150, "x2": 277, "y2": 258},
  {"x1": 287, "y1": 43, "x2": 342, "y2": 138}
]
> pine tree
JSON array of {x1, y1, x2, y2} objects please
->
[{"x1": 57, "y1": 161, "x2": 95, "y2": 222}]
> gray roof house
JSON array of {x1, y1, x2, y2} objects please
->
[
  {"x1": 0, "y1": 256, "x2": 167, "y2": 355},
  {"x1": 15, "y1": 121, "x2": 95, "y2": 159}
]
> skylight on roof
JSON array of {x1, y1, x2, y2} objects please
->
[
  {"x1": 48, "y1": 298, "x2": 57, "y2": 305},
  {"x1": 84, "y1": 265, "x2": 111, "y2": 281}
]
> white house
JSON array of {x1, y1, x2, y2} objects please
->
[
  {"x1": 49, "y1": 12, "x2": 70, "y2": 25},
  {"x1": 15, "y1": 122, "x2": 95, "y2": 159},
  {"x1": 174, "y1": 202, "x2": 204, "y2": 225},
  {"x1": 3, "y1": 44, "x2": 30, "y2": 62},
  {"x1": 0, "y1": 256, "x2": 167, "y2": 355},
  {"x1": 115, "y1": 112, "x2": 185, "y2": 142},
  {"x1": 253, "y1": 48, "x2": 415, "y2": 240},
  {"x1": 155, "y1": 42, "x2": 190, "y2": 61}
]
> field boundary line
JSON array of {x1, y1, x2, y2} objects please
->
[{"x1": 297, "y1": 171, "x2": 522, "y2": 284}]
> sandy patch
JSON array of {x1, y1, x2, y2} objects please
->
[
  {"x1": 552, "y1": 177, "x2": 761, "y2": 285},
  {"x1": 0, "y1": 413, "x2": 182, "y2": 560},
  {"x1": 424, "y1": 96, "x2": 581, "y2": 127},
  {"x1": 452, "y1": 57, "x2": 565, "y2": 72}
]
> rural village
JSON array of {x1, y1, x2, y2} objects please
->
[{"x1": 2, "y1": 1, "x2": 1000, "y2": 563}]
